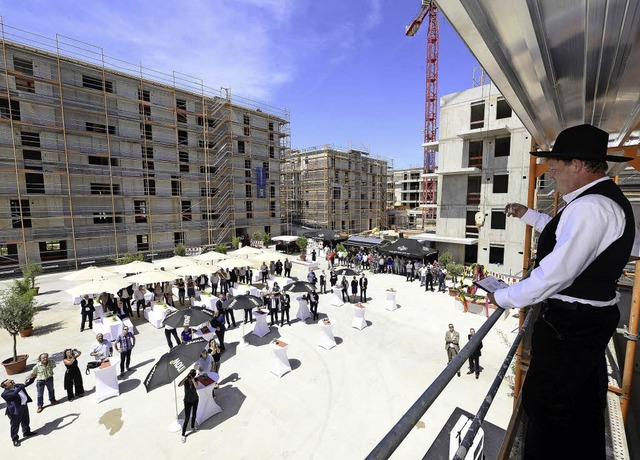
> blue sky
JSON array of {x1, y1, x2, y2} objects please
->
[{"x1": 0, "y1": 0, "x2": 479, "y2": 168}]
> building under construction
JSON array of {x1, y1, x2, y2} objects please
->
[
  {"x1": 282, "y1": 145, "x2": 389, "y2": 234},
  {"x1": 0, "y1": 22, "x2": 289, "y2": 273}
]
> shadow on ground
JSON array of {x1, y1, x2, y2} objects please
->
[{"x1": 33, "y1": 321, "x2": 65, "y2": 337}]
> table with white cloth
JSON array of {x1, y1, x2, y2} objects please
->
[
  {"x1": 193, "y1": 325, "x2": 216, "y2": 342},
  {"x1": 231, "y1": 284, "x2": 259, "y2": 297},
  {"x1": 93, "y1": 299, "x2": 105, "y2": 319},
  {"x1": 94, "y1": 315, "x2": 133, "y2": 342},
  {"x1": 195, "y1": 293, "x2": 220, "y2": 311},
  {"x1": 318, "y1": 319, "x2": 337, "y2": 349},
  {"x1": 93, "y1": 357, "x2": 120, "y2": 402},
  {"x1": 252, "y1": 309, "x2": 271, "y2": 337},
  {"x1": 144, "y1": 302, "x2": 176, "y2": 328},
  {"x1": 195, "y1": 372, "x2": 221, "y2": 425},
  {"x1": 267, "y1": 277, "x2": 294, "y2": 290},
  {"x1": 331, "y1": 286, "x2": 345, "y2": 307},
  {"x1": 352, "y1": 304, "x2": 367, "y2": 330},
  {"x1": 143, "y1": 291, "x2": 154, "y2": 303},
  {"x1": 251, "y1": 271, "x2": 262, "y2": 283},
  {"x1": 385, "y1": 290, "x2": 397, "y2": 311},
  {"x1": 270, "y1": 340, "x2": 292, "y2": 377},
  {"x1": 295, "y1": 296, "x2": 311, "y2": 322}
]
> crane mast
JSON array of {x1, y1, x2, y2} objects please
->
[{"x1": 406, "y1": 1, "x2": 439, "y2": 226}]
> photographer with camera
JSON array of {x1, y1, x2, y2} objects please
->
[{"x1": 178, "y1": 369, "x2": 199, "y2": 443}]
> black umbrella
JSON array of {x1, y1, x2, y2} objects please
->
[
  {"x1": 163, "y1": 307, "x2": 214, "y2": 329},
  {"x1": 283, "y1": 281, "x2": 316, "y2": 293},
  {"x1": 222, "y1": 294, "x2": 264, "y2": 311},
  {"x1": 143, "y1": 337, "x2": 208, "y2": 392},
  {"x1": 334, "y1": 268, "x2": 358, "y2": 276}
]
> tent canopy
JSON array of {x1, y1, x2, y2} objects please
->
[
  {"x1": 343, "y1": 236, "x2": 385, "y2": 248},
  {"x1": 303, "y1": 228, "x2": 347, "y2": 243},
  {"x1": 379, "y1": 238, "x2": 438, "y2": 260}
]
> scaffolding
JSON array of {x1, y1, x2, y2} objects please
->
[
  {"x1": 281, "y1": 145, "x2": 391, "y2": 234},
  {"x1": 0, "y1": 20, "x2": 289, "y2": 272}
]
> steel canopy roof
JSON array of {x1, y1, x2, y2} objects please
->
[{"x1": 438, "y1": 0, "x2": 640, "y2": 150}]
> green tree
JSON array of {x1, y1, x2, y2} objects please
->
[
  {"x1": 232, "y1": 236, "x2": 241, "y2": 249},
  {"x1": 114, "y1": 252, "x2": 145, "y2": 265},
  {"x1": 296, "y1": 236, "x2": 308, "y2": 252},
  {"x1": 214, "y1": 243, "x2": 228, "y2": 254},
  {"x1": 21, "y1": 261, "x2": 43, "y2": 290},
  {"x1": 252, "y1": 232, "x2": 262, "y2": 243},
  {"x1": 0, "y1": 280, "x2": 38, "y2": 362},
  {"x1": 438, "y1": 252, "x2": 453, "y2": 270},
  {"x1": 174, "y1": 244, "x2": 186, "y2": 256},
  {"x1": 263, "y1": 233, "x2": 271, "y2": 247}
]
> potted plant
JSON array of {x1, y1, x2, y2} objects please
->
[
  {"x1": 296, "y1": 236, "x2": 308, "y2": 261},
  {"x1": 447, "y1": 263, "x2": 464, "y2": 296},
  {"x1": 174, "y1": 244, "x2": 186, "y2": 256},
  {"x1": 252, "y1": 231, "x2": 263, "y2": 248},
  {"x1": 214, "y1": 243, "x2": 227, "y2": 254},
  {"x1": 0, "y1": 280, "x2": 39, "y2": 374},
  {"x1": 262, "y1": 232, "x2": 271, "y2": 248},
  {"x1": 21, "y1": 260, "x2": 43, "y2": 296},
  {"x1": 232, "y1": 236, "x2": 241, "y2": 250}
]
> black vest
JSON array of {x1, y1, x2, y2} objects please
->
[{"x1": 535, "y1": 179, "x2": 635, "y2": 302}]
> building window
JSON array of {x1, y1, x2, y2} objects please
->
[
  {"x1": 268, "y1": 122, "x2": 274, "y2": 131},
  {"x1": 0, "y1": 98, "x2": 21, "y2": 120},
  {"x1": 243, "y1": 126, "x2": 250, "y2": 136},
  {"x1": 468, "y1": 140, "x2": 483, "y2": 168},
  {"x1": 140, "y1": 123, "x2": 152, "y2": 140},
  {"x1": 466, "y1": 176, "x2": 481, "y2": 205},
  {"x1": 86, "y1": 122, "x2": 116, "y2": 135},
  {"x1": 10, "y1": 199, "x2": 31, "y2": 228},
  {"x1": 93, "y1": 212, "x2": 121, "y2": 224},
  {"x1": 91, "y1": 183, "x2": 120, "y2": 195},
  {"x1": 495, "y1": 136, "x2": 511, "y2": 157},
  {"x1": 244, "y1": 159, "x2": 251, "y2": 169},
  {"x1": 13, "y1": 57, "x2": 33, "y2": 75},
  {"x1": 238, "y1": 141, "x2": 245, "y2": 154},
  {"x1": 491, "y1": 210, "x2": 506, "y2": 229},
  {"x1": 178, "y1": 130, "x2": 188, "y2": 145},
  {"x1": 39, "y1": 240, "x2": 67, "y2": 261},
  {"x1": 138, "y1": 88, "x2": 150, "y2": 102},
  {"x1": 496, "y1": 98, "x2": 512, "y2": 119},
  {"x1": 270, "y1": 184, "x2": 276, "y2": 198},
  {"x1": 23, "y1": 150, "x2": 42, "y2": 170},
  {"x1": 21, "y1": 132, "x2": 40, "y2": 147},
  {"x1": 493, "y1": 174, "x2": 509, "y2": 193},
  {"x1": 15, "y1": 76, "x2": 35, "y2": 93},
  {"x1": 489, "y1": 245, "x2": 505, "y2": 264},
  {"x1": 245, "y1": 183, "x2": 252, "y2": 198},
  {"x1": 181, "y1": 201, "x2": 192, "y2": 221},
  {"x1": 174, "y1": 232, "x2": 185, "y2": 246},
  {"x1": 269, "y1": 133, "x2": 274, "y2": 141},
  {"x1": 0, "y1": 243, "x2": 19, "y2": 266},
  {"x1": 134, "y1": 200, "x2": 147, "y2": 223},
  {"x1": 263, "y1": 161, "x2": 269, "y2": 179},
  {"x1": 136, "y1": 235, "x2": 149, "y2": 252},
  {"x1": 269, "y1": 146, "x2": 275, "y2": 158},
  {"x1": 246, "y1": 200, "x2": 253, "y2": 219},
  {"x1": 171, "y1": 176, "x2": 181, "y2": 196},
  {"x1": 466, "y1": 211, "x2": 479, "y2": 237},
  {"x1": 25, "y1": 173, "x2": 45, "y2": 194},
  {"x1": 82, "y1": 75, "x2": 113, "y2": 93},
  {"x1": 144, "y1": 178, "x2": 156, "y2": 196},
  {"x1": 243, "y1": 115, "x2": 250, "y2": 125},
  {"x1": 88, "y1": 156, "x2": 118, "y2": 166},
  {"x1": 333, "y1": 187, "x2": 341, "y2": 199},
  {"x1": 470, "y1": 101, "x2": 485, "y2": 129},
  {"x1": 179, "y1": 151, "x2": 189, "y2": 172},
  {"x1": 176, "y1": 98, "x2": 187, "y2": 124}
]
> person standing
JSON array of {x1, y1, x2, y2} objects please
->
[
  {"x1": 309, "y1": 290, "x2": 319, "y2": 321},
  {"x1": 319, "y1": 270, "x2": 327, "y2": 294},
  {"x1": 466, "y1": 328, "x2": 482, "y2": 379},
  {"x1": 425, "y1": 263, "x2": 434, "y2": 292},
  {"x1": 208, "y1": 339, "x2": 222, "y2": 375},
  {"x1": 280, "y1": 292, "x2": 291, "y2": 326},
  {"x1": 359, "y1": 274, "x2": 368, "y2": 302},
  {"x1": 28, "y1": 353, "x2": 58, "y2": 413},
  {"x1": 176, "y1": 278, "x2": 186, "y2": 305},
  {"x1": 178, "y1": 369, "x2": 199, "y2": 443},
  {"x1": 89, "y1": 333, "x2": 112, "y2": 362},
  {"x1": 284, "y1": 258, "x2": 292, "y2": 277},
  {"x1": 211, "y1": 309, "x2": 226, "y2": 352},
  {"x1": 210, "y1": 272, "x2": 219, "y2": 296},
  {"x1": 438, "y1": 267, "x2": 448, "y2": 292},
  {"x1": 62, "y1": 348, "x2": 84, "y2": 401},
  {"x1": 1, "y1": 377, "x2": 37, "y2": 447},
  {"x1": 119, "y1": 285, "x2": 132, "y2": 314},
  {"x1": 311, "y1": 249, "x2": 317, "y2": 261},
  {"x1": 134, "y1": 285, "x2": 146, "y2": 317},
  {"x1": 260, "y1": 262, "x2": 269, "y2": 284},
  {"x1": 194, "y1": 349, "x2": 213, "y2": 374},
  {"x1": 340, "y1": 276, "x2": 349, "y2": 302},
  {"x1": 350, "y1": 276, "x2": 359, "y2": 303},
  {"x1": 164, "y1": 324, "x2": 180, "y2": 349},
  {"x1": 445, "y1": 324, "x2": 460, "y2": 377},
  {"x1": 163, "y1": 282, "x2": 174, "y2": 307},
  {"x1": 220, "y1": 294, "x2": 236, "y2": 329},
  {"x1": 186, "y1": 276, "x2": 196, "y2": 303},
  {"x1": 329, "y1": 270, "x2": 338, "y2": 288},
  {"x1": 488, "y1": 124, "x2": 637, "y2": 459},
  {"x1": 80, "y1": 294, "x2": 95, "y2": 332},
  {"x1": 115, "y1": 326, "x2": 135, "y2": 377},
  {"x1": 405, "y1": 261, "x2": 414, "y2": 282}
]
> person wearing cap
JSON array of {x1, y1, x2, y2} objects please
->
[{"x1": 488, "y1": 124, "x2": 638, "y2": 460}]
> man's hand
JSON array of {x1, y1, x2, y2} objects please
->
[
  {"x1": 505, "y1": 203, "x2": 528, "y2": 218},
  {"x1": 488, "y1": 292, "x2": 499, "y2": 306}
]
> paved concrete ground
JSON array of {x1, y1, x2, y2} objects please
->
[{"x1": 0, "y1": 256, "x2": 519, "y2": 459}]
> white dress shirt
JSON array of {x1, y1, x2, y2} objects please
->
[{"x1": 495, "y1": 177, "x2": 640, "y2": 308}]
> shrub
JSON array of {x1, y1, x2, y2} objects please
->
[
  {"x1": 232, "y1": 236, "x2": 241, "y2": 249},
  {"x1": 174, "y1": 244, "x2": 186, "y2": 256},
  {"x1": 214, "y1": 243, "x2": 227, "y2": 254},
  {"x1": 21, "y1": 261, "x2": 43, "y2": 289}
]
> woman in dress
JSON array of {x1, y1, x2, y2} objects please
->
[
  {"x1": 63, "y1": 348, "x2": 84, "y2": 401},
  {"x1": 208, "y1": 339, "x2": 222, "y2": 375},
  {"x1": 178, "y1": 369, "x2": 199, "y2": 443},
  {"x1": 186, "y1": 277, "x2": 196, "y2": 303}
]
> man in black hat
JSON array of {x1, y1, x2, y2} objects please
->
[{"x1": 488, "y1": 124, "x2": 637, "y2": 460}]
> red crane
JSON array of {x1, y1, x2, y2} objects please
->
[{"x1": 406, "y1": 1, "x2": 439, "y2": 225}]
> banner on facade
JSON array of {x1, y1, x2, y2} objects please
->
[{"x1": 256, "y1": 167, "x2": 267, "y2": 198}]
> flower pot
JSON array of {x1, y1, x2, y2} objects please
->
[
  {"x1": 32, "y1": 287, "x2": 40, "y2": 296},
  {"x1": 300, "y1": 253, "x2": 307, "y2": 261},
  {"x1": 19, "y1": 326, "x2": 33, "y2": 337},
  {"x1": 448, "y1": 288, "x2": 457, "y2": 297},
  {"x1": 2, "y1": 354, "x2": 29, "y2": 375}
]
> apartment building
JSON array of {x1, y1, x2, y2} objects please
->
[
  {"x1": 0, "y1": 24, "x2": 289, "y2": 271},
  {"x1": 388, "y1": 166, "x2": 425, "y2": 230},
  {"x1": 420, "y1": 84, "x2": 530, "y2": 275},
  {"x1": 282, "y1": 145, "x2": 389, "y2": 234}
]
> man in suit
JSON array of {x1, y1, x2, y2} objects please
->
[
  {"x1": 1, "y1": 377, "x2": 38, "y2": 446},
  {"x1": 359, "y1": 274, "x2": 368, "y2": 302},
  {"x1": 467, "y1": 328, "x2": 483, "y2": 378},
  {"x1": 445, "y1": 324, "x2": 461, "y2": 377},
  {"x1": 80, "y1": 294, "x2": 95, "y2": 332}
]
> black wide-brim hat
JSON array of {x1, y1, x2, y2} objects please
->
[{"x1": 531, "y1": 123, "x2": 631, "y2": 162}]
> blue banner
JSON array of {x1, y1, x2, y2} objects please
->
[{"x1": 256, "y1": 167, "x2": 267, "y2": 198}]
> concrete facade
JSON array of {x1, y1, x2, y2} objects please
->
[
  {"x1": 430, "y1": 85, "x2": 530, "y2": 275},
  {"x1": 0, "y1": 32, "x2": 289, "y2": 273},
  {"x1": 388, "y1": 166, "x2": 425, "y2": 230}
]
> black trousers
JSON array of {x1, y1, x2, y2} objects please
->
[
  {"x1": 164, "y1": 328, "x2": 180, "y2": 348},
  {"x1": 182, "y1": 399, "x2": 198, "y2": 435},
  {"x1": 211, "y1": 284, "x2": 218, "y2": 296},
  {"x1": 284, "y1": 268, "x2": 291, "y2": 277},
  {"x1": 320, "y1": 282, "x2": 327, "y2": 294},
  {"x1": 224, "y1": 309, "x2": 236, "y2": 328},
  {"x1": 122, "y1": 302, "x2": 133, "y2": 317},
  {"x1": 522, "y1": 303, "x2": 619, "y2": 460},
  {"x1": 425, "y1": 276, "x2": 434, "y2": 291},
  {"x1": 136, "y1": 299, "x2": 145, "y2": 316},
  {"x1": 215, "y1": 327, "x2": 226, "y2": 350},
  {"x1": 310, "y1": 302, "x2": 318, "y2": 320},
  {"x1": 360, "y1": 289, "x2": 367, "y2": 302},
  {"x1": 280, "y1": 307, "x2": 290, "y2": 326},
  {"x1": 119, "y1": 350, "x2": 131, "y2": 373},
  {"x1": 9, "y1": 406, "x2": 31, "y2": 441},
  {"x1": 468, "y1": 354, "x2": 480, "y2": 375},
  {"x1": 269, "y1": 308, "x2": 278, "y2": 326},
  {"x1": 244, "y1": 308, "x2": 253, "y2": 323},
  {"x1": 80, "y1": 312, "x2": 93, "y2": 331}
]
